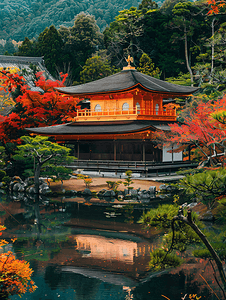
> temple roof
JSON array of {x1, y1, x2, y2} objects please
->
[
  {"x1": 0, "y1": 55, "x2": 44, "y2": 64},
  {"x1": 0, "y1": 55, "x2": 55, "y2": 92},
  {"x1": 26, "y1": 120, "x2": 172, "y2": 136},
  {"x1": 56, "y1": 69, "x2": 198, "y2": 96}
]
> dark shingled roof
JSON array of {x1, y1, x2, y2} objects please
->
[
  {"x1": 56, "y1": 69, "x2": 198, "y2": 96},
  {"x1": 0, "y1": 55, "x2": 44, "y2": 64},
  {"x1": 26, "y1": 120, "x2": 172, "y2": 136},
  {"x1": 0, "y1": 55, "x2": 55, "y2": 92}
]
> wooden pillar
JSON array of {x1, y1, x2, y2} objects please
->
[
  {"x1": 74, "y1": 144, "x2": 76, "y2": 157},
  {"x1": 172, "y1": 145, "x2": 174, "y2": 163},
  {"x1": 151, "y1": 94, "x2": 153, "y2": 115},
  {"x1": 141, "y1": 95, "x2": 144, "y2": 115},
  {"x1": 114, "y1": 140, "x2": 117, "y2": 161},
  {"x1": 188, "y1": 145, "x2": 191, "y2": 161},
  {"x1": 89, "y1": 143, "x2": 92, "y2": 160},
  {"x1": 159, "y1": 95, "x2": 163, "y2": 112},
  {"x1": 143, "y1": 142, "x2": 145, "y2": 162},
  {"x1": 77, "y1": 141, "x2": 80, "y2": 159},
  {"x1": 142, "y1": 141, "x2": 147, "y2": 177}
]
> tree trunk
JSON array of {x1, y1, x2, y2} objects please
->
[
  {"x1": 211, "y1": 17, "x2": 216, "y2": 77},
  {"x1": 34, "y1": 195, "x2": 42, "y2": 238},
  {"x1": 174, "y1": 210, "x2": 226, "y2": 295},
  {"x1": 184, "y1": 21, "x2": 194, "y2": 86},
  {"x1": 34, "y1": 163, "x2": 41, "y2": 194}
]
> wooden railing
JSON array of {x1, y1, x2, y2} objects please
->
[
  {"x1": 64, "y1": 160, "x2": 198, "y2": 177},
  {"x1": 75, "y1": 107, "x2": 176, "y2": 121}
]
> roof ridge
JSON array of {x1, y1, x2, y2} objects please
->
[
  {"x1": 138, "y1": 72, "x2": 170, "y2": 92},
  {"x1": 130, "y1": 69, "x2": 139, "y2": 85},
  {"x1": 0, "y1": 56, "x2": 43, "y2": 62}
]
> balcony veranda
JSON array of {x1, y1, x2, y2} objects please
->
[{"x1": 75, "y1": 107, "x2": 177, "y2": 122}]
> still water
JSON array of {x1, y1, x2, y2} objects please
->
[{"x1": 0, "y1": 194, "x2": 223, "y2": 300}]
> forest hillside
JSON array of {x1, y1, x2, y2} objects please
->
[
  {"x1": 0, "y1": 0, "x2": 225, "y2": 98},
  {"x1": 0, "y1": 0, "x2": 143, "y2": 41}
]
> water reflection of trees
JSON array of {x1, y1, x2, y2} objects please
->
[
  {"x1": 62, "y1": 273, "x2": 101, "y2": 300},
  {"x1": 1, "y1": 193, "x2": 217, "y2": 299},
  {"x1": 3, "y1": 194, "x2": 72, "y2": 262},
  {"x1": 45, "y1": 265, "x2": 101, "y2": 300},
  {"x1": 133, "y1": 270, "x2": 213, "y2": 300}
]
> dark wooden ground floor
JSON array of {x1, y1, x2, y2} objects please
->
[{"x1": 71, "y1": 140, "x2": 162, "y2": 162}]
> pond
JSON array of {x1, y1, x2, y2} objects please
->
[{"x1": 0, "y1": 193, "x2": 224, "y2": 300}]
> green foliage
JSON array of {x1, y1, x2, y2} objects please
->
[
  {"x1": 0, "y1": 170, "x2": 6, "y2": 182},
  {"x1": 13, "y1": 135, "x2": 75, "y2": 192},
  {"x1": 176, "y1": 168, "x2": 205, "y2": 176},
  {"x1": 21, "y1": 247, "x2": 50, "y2": 262},
  {"x1": 163, "y1": 221, "x2": 201, "y2": 252},
  {"x1": 0, "y1": 0, "x2": 140, "y2": 41},
  {"x1": 139, "y1": 204, "x2": 209, "y2": 272},
  {"x1": 3, "y1": 40, "x2": 16, "y2": 55},
  {"x1": 106, "y1": 180, "x2": 122, "y2": 190},
  {"x1": 1, "y1": 0, "x2": 225, "y2": 90},
  {"x1": 14, "y1": 136, "x2": 73, "y2": 163},
  {"x1": 166, "y1": 72, "x2": 192, "y2": 86},
  {"x1": 193, "y1": 229, "x2": 226, "y2": 260},
  {"x1": 215, "y1": 198, "x2": 226, "y2": 224},
  {"x1": 80, "y1": 55, "x2": 119, "y2": 83},
  {"x1": 138, "y1": 204, "x2": 179, "y2": 228},
  {"x1": 7, "y1": 0, "x2": 224, "y2": 85},
  {"x1": 123, "y1": 170, "x2": 134, "y2": 188},
  {"x1": 36, "y1": 25, "x2": 65, "y2": 77},
  {"x1": 59, "y1": 13, "x2": 104, "y2": 82},
  {"x1": 68, "y1": 13, "x2": 103, "y2": 59},
  {"x1": 160, "y1": 0, "x2": 186, "y2": 15},
  {"x1": 123, "y1": 204, "x2": 135, "y2": 224},
  {"x1": 0, "y1": 146, "x2": 7, "y2": 169},
  {"x1": 139, "y1": 0, "x2": 158, "y2": 12},
  {"x1": 17, "y1": 37, "x2": 35, "y2": 57},
  {"x1": 149, "y1": 249, "x2": 183, "y2": 270},
  {"x1": 104, "y1": 6, "x2": 144, "y2": 67},
  {"x1": 212, "y1": 110, "x2": 226, "y2": 124},
  {"x1": 44, "y1": 165, "x2": 73, "y2": 185},
  {"x1": 139, "y1": 200, "x2": 226, "y2": 283},
  {"x1": 172, "y1": 1, "x2": 193, "y2": 16},
  {"x1": 193, "y1": 249, "x2": 211, "y2": 259},
  {"x1": 178, "y1": 168, "x2": 226, "y2": 209},
  {"x1": 137, "y1": 53, "x2": 161, "y2": 78}
]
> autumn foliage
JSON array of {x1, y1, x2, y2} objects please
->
[
  {"x1": 207, "y1": 0, "x2": 226, "y2": 15},
  {"x1": 0, "y1": 70, "x2": 79, "y2": 144},
  {"x1": 0, "y1": 225, "x2": 36, "y2": 298},
  {"x1": 154, "y1": 95, "x2": 226, "y2": 165}
]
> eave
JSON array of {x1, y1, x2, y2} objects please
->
[
  {"x1": 56, "y1": 69, "x2": 199, "y2": 97},
  {"x1": 57, "y1": 83, "x2": 197, "y2": 98},
  {"x1": 26, "y1": 120, "x2": 173, "y2": 142}
]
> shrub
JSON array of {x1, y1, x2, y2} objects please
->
[
  {"x1": 0, "y1": 225, "x2": 36, "y2": 298},
  {"x1": 0, "y1": 170, "x2": 6, "y2": 182}
]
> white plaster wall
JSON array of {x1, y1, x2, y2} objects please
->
[{"x1": 162, "y1": 145, "x2": 183, "y2": 162}]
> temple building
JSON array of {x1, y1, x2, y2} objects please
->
[{"x1": 27, "y1": 60, "x2": 198, "y2": 162}]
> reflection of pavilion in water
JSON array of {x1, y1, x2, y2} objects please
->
[{"x1": 74, "y1": 234, "x2": 152, "y2": 265}]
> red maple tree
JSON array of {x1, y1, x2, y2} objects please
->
[
  {"x1": 207, "y1": 0, "x2": 226, "y2": 15},
  {"x1": 0, "y1": 71, "x2": 80, "y2": 144},
  {"x1": 154, "y1": 96, "x2": 226, "y2": 165}
]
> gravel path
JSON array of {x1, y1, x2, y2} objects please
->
[{"x1": 50, "y1": 177, "x2": 163, "y2": 192}]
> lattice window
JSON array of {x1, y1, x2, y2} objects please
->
[
  {"x1": 155, "y1": 103, "x2": 159, "y2": 115},
  {"x1": 136, "y1": 102, "x2": 140, "y2": 114},
  {"x1": 94, "y1": 104, "x2": 102, "y2": 112},
  {"x1": 122, "y1": 102, "x2": 129, "y2": 111}
]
